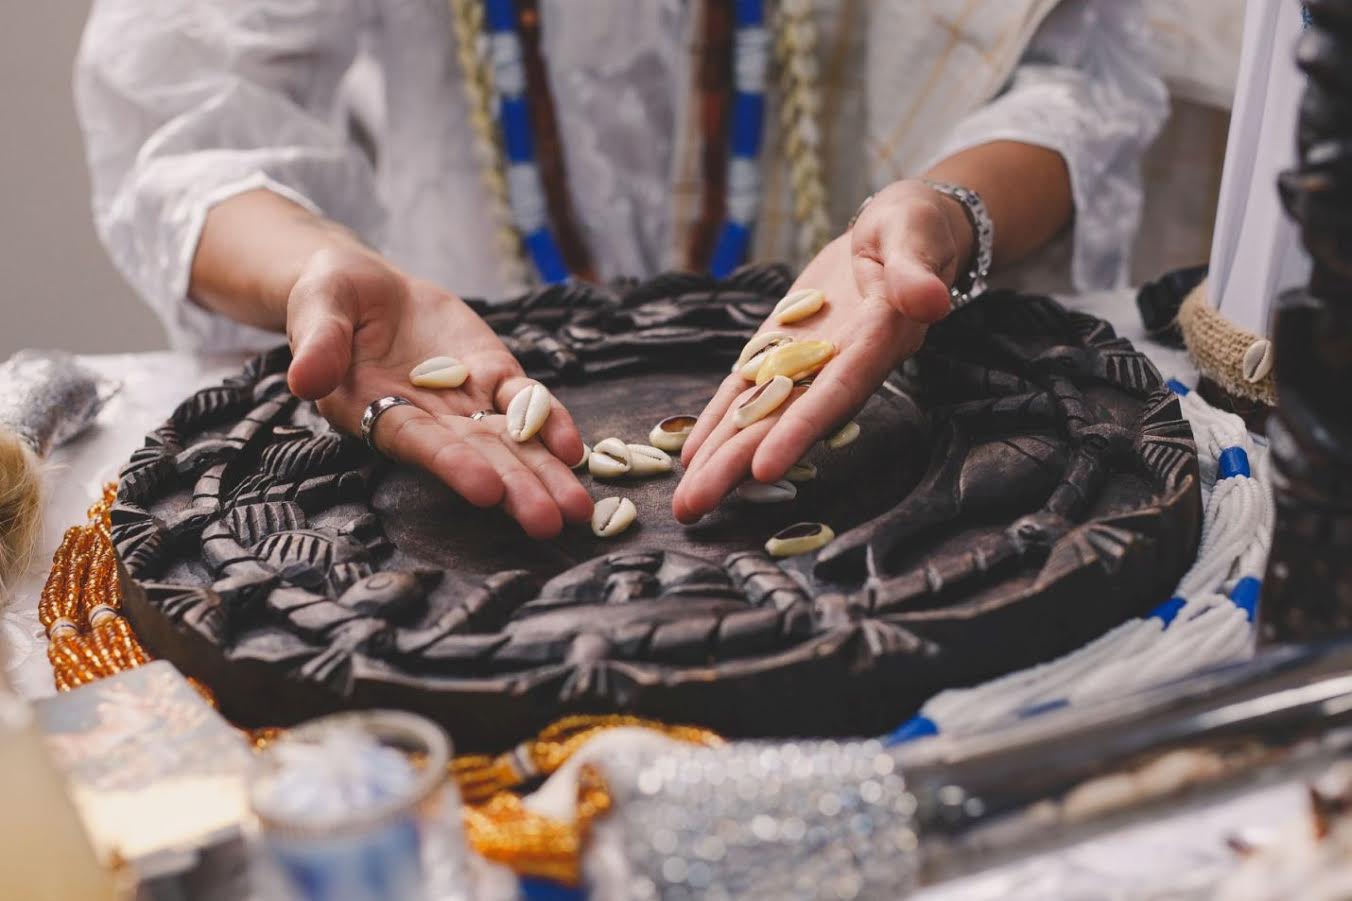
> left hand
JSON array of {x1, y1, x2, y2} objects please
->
[{"x1": 672, "y1": 179, "x2": 969, "y2": 523}]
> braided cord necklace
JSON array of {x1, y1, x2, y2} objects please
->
[{"x1": 453, "y1": 0, "x2": 829, "y2": 286}]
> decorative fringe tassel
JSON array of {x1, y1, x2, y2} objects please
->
[{"x1": 0, "y1": 431, "x2": 42, "y2": 605}]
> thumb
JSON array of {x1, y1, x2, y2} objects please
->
[
  {"x1": 882, "y1": 253, "x2": 952, "y2": 325},
  {"x1": 286, "y1": 271, "x2": 357, "y2": 401}
]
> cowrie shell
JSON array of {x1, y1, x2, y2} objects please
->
[
  {"x1": 824, "y1": 421, "x2": 860, "y2": 450},
  {"x1": 785, "y1": 461, "x2": 817, "y2": 483},
  {"x1": 649, "y1": 415, "x2": 697, "y2": 452},
  {"x1": 572, "y1": 444, "x2": 591, "y2": 471},
  {"x1": 772, "y1": 288, "x2": 826, "y2": 325},
  {"x1": 626, "y1": 444, "x2": 673, "y2": 476},
  {"x1": 1242, "y1": 338, "x2": 1274, "y2": 383},
  {"x1": 734, "y1": 375, "x2": 794, "y2": 429},
  {"x1": 734, "y1": 332, "x2": 794, "y2": 381},
  {"x1": 589, "y1": 438, "x2": 632, "y2": 479},
  {"x1": 506, "y1": 384, "x2": 552, "y2": 442},
  {"x1": 409, "y1": 356, "x2": 469, "y2": 389},
  {"x1": 755, "y1": 339, "x2": 835, "y2": 385},
  {"x1": 765, "y1": 521, "x2": 834, "y2": 557},
  {"x1": 592, "y1": 496, "x2": 637, "y2": 537},
  {"x1": 737, "y1": 480, "x2": 797, "y2": 503}
]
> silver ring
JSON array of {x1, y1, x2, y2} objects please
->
[
  {"x1": 469, "y1": 410, "x2": 493, "y2": 422},
  {"x1": 360, "y1": 395, "x2": 413, "y2": 453}
]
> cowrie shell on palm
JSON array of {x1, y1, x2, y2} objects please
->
[
  {"x1": 626, "y1": 444, "x2": 673, "y2": 476},
  {"x1": 765, "y1": 521, "x2": 834, "y2": 557},
  {"x1": 734, "y1": 332, "x2": 794, "y2": 381},
  {"x1": 572, "y1": 444, "x2": 591, "y2": 471},
  {"x1": 506, "y1": 383, "x2": 552, "y2": 442},
  {"x1": 785, "y1": 461, "x2": 817, "y2": 482},
  {"x1": 754, "y1": 339, "x2": 835, "y2": 385},
  {"x1": 733, "y1": 375, "x2": 794, "y2": 429},
  {"x1": 824, "y1": 420, "x2": 860, "y2": 449},
  {"x1": 589, "y1": 438, "x2": 632, "y2": 479},
  {"x1": 737, "y1": 480, "x2": 797, "y2": 503},
  {"x1": 772, "y1": 288, "x2": 826, "y2": 325},
  {"x1": 1242, "y1": 338, "x2": 1274, "y2": 383},
  {"x1": 592, "y1": 496, "x2": 637, "y2": 538},
  {"x1": 409, "y1": 356, "x2": 469, "y2": 389},
  {"x1": 649, "y1": 415, "x2": 697, "y2": 452}
]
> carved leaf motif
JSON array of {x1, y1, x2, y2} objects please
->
[
  {"x1": 169, "y1": 385, "x2": 251, "y2": 430},
  {"x1": 226, "y1": 501, "x2": 306, "y2": 547}
]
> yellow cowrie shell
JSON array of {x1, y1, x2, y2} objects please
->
[
  {"x1": 409, "y1": 356, "x2": 469, "y2": 389},
  {"x1": 765, "y1": 522, "x2": 835, "y2": 557},
  {"x1": 506, "y1": 383, "x2": 552, "y2": 442},
  {"x1": 572, "y1": 444, "x2": 591, "y2": 471},
  {"x1": 755, "y1": 340, "x2": 835, "y2": 385},
  {"x1": 785, "y1": 461, "x2": 817, "y2": 483},
  {"x1": 592, "y1": 497, "x2": 637, "y2": 538},
  {"x1": 733, "y1": 376, "x2": 794, "y2": 429},
  {"x1": 649, "y1": 415, "x2": 697, "y2": 453},
  {"x1": 736, "y1": 480, "x2": 797, "y2": 504},
  {"x1": 772, "y1": 288, "x2": 826, "y2": 325},
  {"x1": 824, "y1": 421, "x2": 860, "y2": 450},
  {"x1": 589, "y1": 438, "x2": 632, "y2": 479},
  {"x1": 734, "y1": 332, "x2": 795, "y2": 381},
  {"x1": 626, "y1": 444, "x2": 673, "y2": 476}
]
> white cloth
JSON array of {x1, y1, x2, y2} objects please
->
[
  {"x1": 76, "y1": 0, "x2": 1166, "y2": 353},
  {"x1": 1207, "y1": 0, "x2": 1311, "y2": 338}
]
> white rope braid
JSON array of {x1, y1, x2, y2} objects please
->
[
  {"x1": 772, "y1": 0, "x2": 833, "y2": 263},
  {"x1": 889, "y1": 380, "x2": 1273, "y2": 744}
]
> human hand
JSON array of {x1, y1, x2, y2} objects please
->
[
  {"x1": 284, "y1": 248, "x2": 592, "y2": 539},
  {"x1": 673, "y1": 180, "x2": 968, "y2": 523}
]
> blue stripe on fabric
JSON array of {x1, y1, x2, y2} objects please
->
[
  {"x1": 885, "y1": 715, "x2": 938, "y2": 745},
  {"x1": 735, "y1": 0, "x2": 764, "y2": 26},
  {"x1": 1166, "y1": 378, "x2": 1191, "y2": 396},
  {"x1": 519, "y1": 877, "x2": 585, "y2": 901},
  {"x1": 730, "y1": 93, "x2": 765, "y2": 158},
  {"x1": 1230, "y1": 576, "x2": 1261, "y2": 622},
  {"x1": 484, "y1": 0, "x2": 517, "y2": 32},
  {"x1": 1149, "y1": 595, "x2": 1187, "y2": 626},
  {"x1": 1218, "y1": 446, "x2": 1251, "y2": 479},
  {"x1": 710, "y1": 221, "x2": 752, "y2": 278},
  {"x1": 1018, "y1": 697, "x2": 1069, "y2": 718},
  {"x1": 523, "y1": 228, "x2": 569, "y2": 284},
  {"x1": 499, "y1": 96, "x2": 534, "y2": 163}
]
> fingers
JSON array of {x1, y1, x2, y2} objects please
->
[
  {"x1": 681, "y1": 375, "x2": 746, "y2": 467},
  {"x1": 494, "y1": 375, "x2": 586, "y2": 467},
  {"x1": 464, "y1": 430, "x2": 568, "y2": 540},
  {"x1": 511, "y1": 434, "x2": 594, "y2": 526},
  {"x1": 751, "y1": 357, "x2": 871, "y2": 482},
  {"x1": 369, "y1": 405, "x2": 505, "y2": 509},
  {"x1": 286, "y1": 268, "x2": 358, "y2": 401},
  {"x1": 673, "y1": 411, "x2": 783, "y2": 525}
]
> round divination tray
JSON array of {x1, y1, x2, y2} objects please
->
[{"x1": 114, "y1": 266, "x2": 1201, "y2": 751}]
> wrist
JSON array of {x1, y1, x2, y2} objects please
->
[{"x1": 931, "y1": 189, "x2": 975, "y2": 287}]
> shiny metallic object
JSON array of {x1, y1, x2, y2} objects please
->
[
  {"x1": 358, "y1": 395, "x2": 412, "y2": 453},
  {"x1": 0, "y1": 350, "x2": 113, "y2": 457}
]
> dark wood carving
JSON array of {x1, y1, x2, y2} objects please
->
[
  {"x1": 1264, "y1": 0, "x2": 1352, "y2": 639},
  {"x1": 115, "y1": 265, "x2": 1200, "y2": 751}
]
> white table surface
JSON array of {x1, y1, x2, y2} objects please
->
[{"x1": 0, "y1": 292, "x2": 1308, "y2": 899}]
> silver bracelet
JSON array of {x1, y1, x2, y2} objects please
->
[{"x1": 922, "y1": 179, "x2": 993, "y2": 310}]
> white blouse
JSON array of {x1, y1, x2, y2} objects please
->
[{"x1": 75, "y1": 0, "x2": 1167, "y2": 351}]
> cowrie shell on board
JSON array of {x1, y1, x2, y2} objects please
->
[
  {"x1": 772, "y1": 288, "x2": 826, "y2": 325},
  {"x1": 733, "y1": 376, "x2": 794, "y2": 429},
  {"x1": 785, "y1": 461, "x2": 817, "y2": 483},
  {"x1": 824, "y1": 421, "x2": 860, "y2": 450},
  {"x1": 592, "y1": 496, "x2": 637, "y2": 537},
  {"x1": 735, "y1": 332, "x2": 795, "y2": 381},
  {"x1": 755, "y1": 339, "x2": 835, "y2": 385},
  {"x1": 1242, "y1": 339, "x2": 1274, "y2": 383},
  {"x1": 626, "y1": 444, "x2": 673, "y2": 476},
  {"x1": 409, "y1": 356, "x2": 469, "y2": 389},
  {"x1": 649, "y1": 415, "x2": 697, "y2": 452},
  {"x1": 765, "y1": 521, "x2": 834, "y2": 557},
  {"x1": 737, "y1": 480, "x2": 797, "y2": 503},
  {"x1": 506, "y1": 384, "x2": 552, "y2": 442},
  {"x1": 589, "y1": 438, "x2": 632, "y2": 479}
]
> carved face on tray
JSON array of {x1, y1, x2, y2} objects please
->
[{"x1": 114, "y1": 266, "x2": 1200, "y2": 751}]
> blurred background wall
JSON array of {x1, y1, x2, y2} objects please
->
[{"x1": 0, "y1": 2, "x2": 166, "y2": 358}]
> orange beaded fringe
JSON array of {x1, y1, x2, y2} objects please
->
[{"x1": 39, "y1": 484, "x2": 722, "y2": 884}]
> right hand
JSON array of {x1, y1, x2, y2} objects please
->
[{"x1": 284, "y1": 248, "x2": 593, "y2": 539}]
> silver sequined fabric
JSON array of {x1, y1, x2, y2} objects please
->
[{"x1": 0, "y1": 350, "x2": 113, "y2": 457}]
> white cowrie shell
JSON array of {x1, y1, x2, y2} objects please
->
[
  {"x1": 589, "y1": 438, "x2": 632, "y2": 479},
  {"x1": 772, "y1": 288, "x2": 826, "y2": 325},
  {"x1": 765, "y1": 521, "x2": 835, "y2": 557},
  {"x1": 409, "y1": 356, "x2": 469, "y2": 389},
  {"x1": 626, "y1": 444, "x2": 673, "y2": 476},
  {"x1": 506, "y1": 383, "x2": 552, "y2": 442},
  {"x1": 649, "y1": 415, "x2": 697, "y2": 452},
  {"x1": 572, "y1": 444, "x2": 591, "y2": 471},
  {"x1": 1242, "y1": 338, "x2": 1274, "y2": 383},
  {"x1": 785, "y1": 461, "x2": 817, "y2": 483},
  {"x1": 592, "y1": 496, "x2": 637, "y2": 537},
  {"x1": 824, "y1": 420, "x2": 860, "y2": 450},
  {"x1": 736, "y1": 480, "x2": 797, "y2": 503},
  {"x1": 734, "y1": 332, "x2": 794, "y2": 381},
  {"x1": 733, "y1": 375, "x2": 794, "y2": 429}
]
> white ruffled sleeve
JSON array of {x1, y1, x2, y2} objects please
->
[
  {"x1": 925, "y1": 0, "x2": 1169, "y2": 290},
  {"x1": 75, "y1": 0, "x2": 385, "y2": 351}
]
